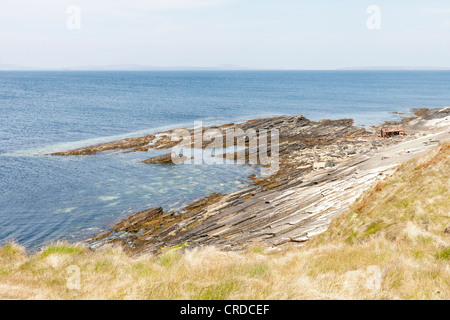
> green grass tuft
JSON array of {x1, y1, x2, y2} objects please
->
[
  {"x1": 40, "y1": 242, "x2": 85, "y2": 258},
  {"x1": 435, "y1": 247, "x2": 450, "y2": 260}
]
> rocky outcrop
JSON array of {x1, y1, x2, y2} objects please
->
[
  {"x1": 50, "y1": 135, "x2": 156, "y2": 156},
  {"x1": 141, "y1": 116, "x2": 368, "y2": 166},
  {"x1": 141, "y1": 152, "x2": 192, "y2": 165},
  {"x1": 50, "y1": 115, "x2": 368, "y2": 162},
  {"x1": 52, "y1": 107, "x2": 450, "y2": 254},
  {"x1": 413, "y1": 106, "x2": 450, "y2": 120}
]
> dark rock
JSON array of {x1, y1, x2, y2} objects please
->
[
  {"x1": 143, "y1": 152, "x2": 190, "y2": 164},
  {"x1": 445, "y1": 224, "x2": 450, "y2": 234},
  {"x1": 143, "y1": 153, "x2": 174, "y2": 164},
  {"x1": 113, "y1": 207, "x2": 164, "y2": 233}
]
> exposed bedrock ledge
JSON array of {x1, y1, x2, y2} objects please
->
[
  {"x1": 49, "y1": 115, "x2": 368, "y2": 159},
  {"x1": 62, "y1": 107, "x2": 450, "y2": 254}
]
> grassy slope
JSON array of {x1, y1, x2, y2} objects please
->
[{"x1": 1, "y1": 142, "x2": 449, "y2": 300}]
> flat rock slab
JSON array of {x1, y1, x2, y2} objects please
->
[{"x1": 83, "y1": 108, "x2": 450, "y2": 254}]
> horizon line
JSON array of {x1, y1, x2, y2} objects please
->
[{"x1": 2, "y1": 63, "x2": 450, "y2": 71}]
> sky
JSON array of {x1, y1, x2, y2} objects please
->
[{"x1": 1, "y1": 0, "x2": 450, "y2": 69}]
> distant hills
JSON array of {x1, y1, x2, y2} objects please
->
[
  {"x1": 61, "y1": 64, "x2": 252, "y2": 71},
  {"x1": 0, "y1": 63, "x2": 251, "y2": 71},
  {"x1": 2, "y1": 63, "x2": 450, "y2": 71},
  {"x1": 339, "y1": 66, "x2": 450, "y2": 71},
  {"x1": 0, "y1": 64, "x2": 38, "y2": 70}
]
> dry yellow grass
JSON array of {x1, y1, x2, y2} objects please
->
[{"x1": 1, "y1": 142, "x2": 449, "y2": 300}]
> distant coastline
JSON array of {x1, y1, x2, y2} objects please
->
[
  {"x1": 339, "y1": 66, "x2": 450, "y2": 71},
  {"x1": 2, "y1": 63, "x2": 450, "y2": 71}
]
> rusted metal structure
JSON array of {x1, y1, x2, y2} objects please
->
[{"x1": 381, "y1": 127, "x2": 406, "y2": 138}]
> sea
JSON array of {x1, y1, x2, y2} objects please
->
[{"x1": 1, "y1": 70, "x2": 450, "y2": 250}]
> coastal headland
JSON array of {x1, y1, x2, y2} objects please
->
[{"x1": 50, "y1": 107, "x2": 450, "y2": 255}]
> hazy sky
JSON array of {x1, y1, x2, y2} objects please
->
[{"x1": 1, "y1": 0, "x2": 450, "y2": 69}]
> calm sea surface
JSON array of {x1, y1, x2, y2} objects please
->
[{"x1": 1, "y1": 70, "x2": 450, "y2": 250}]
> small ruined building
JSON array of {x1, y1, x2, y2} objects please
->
[{"x1": 380, "y1": 127, "x2": 406, "y2": 138}]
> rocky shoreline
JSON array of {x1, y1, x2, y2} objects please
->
[{"x1": 51, "y1": 107, "x2": 450, "y2": 255}]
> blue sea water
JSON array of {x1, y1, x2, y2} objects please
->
[{"x1": 1, "y1": 70, "x2": 450, "y2": 250}]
